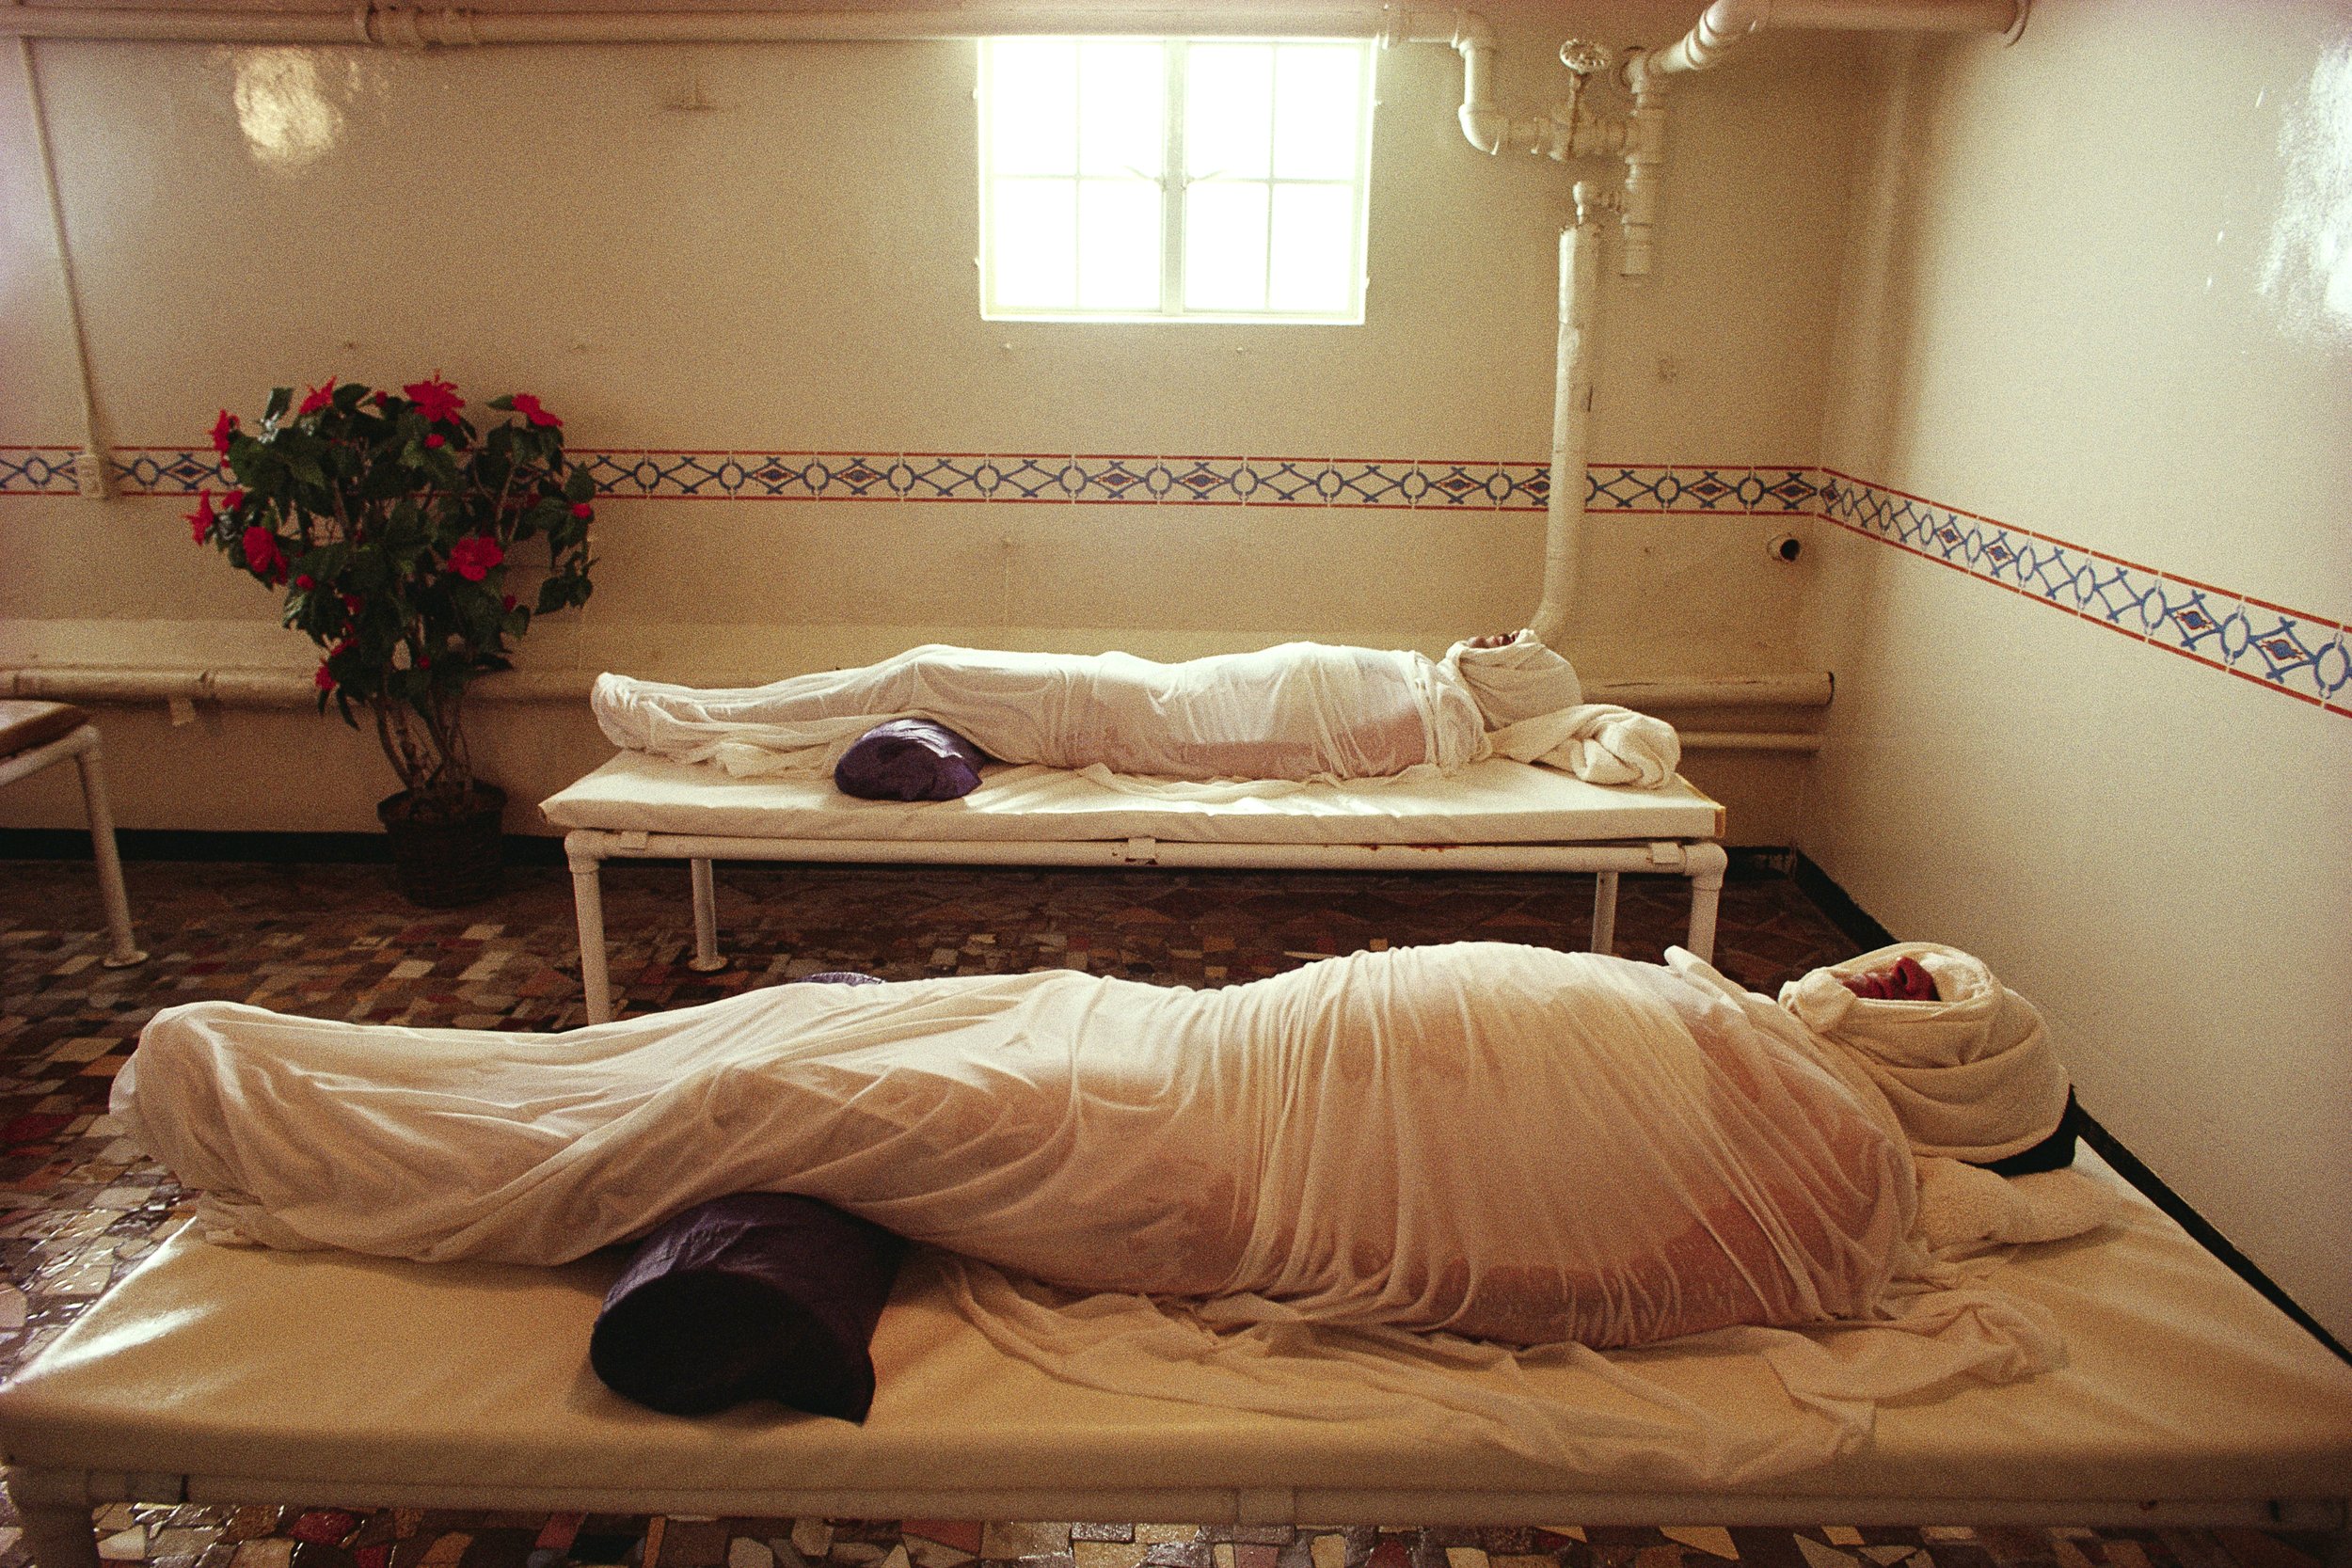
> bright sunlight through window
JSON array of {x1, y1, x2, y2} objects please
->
[{"x1": 979, "y1": 37, "x2": 1375, "y2": 323}]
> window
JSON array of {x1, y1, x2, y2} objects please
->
[{"x1": 978, "y1": 37, "x2": 1375, "y2": 323}]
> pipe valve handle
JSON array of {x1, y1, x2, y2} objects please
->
[{"x1": 1559, "y1": 39, "x2": 1613, "y2": 75}]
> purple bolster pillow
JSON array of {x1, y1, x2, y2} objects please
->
[
  {"x1": 589, "y1": 1192, "x2": 905, "y2": 1420},
  {"x1": 834, "y1": 719, "x2": 987, "y2": 801},
  {"x1": 588, "y1": 974, "x2": 903, "y2": 1420}
]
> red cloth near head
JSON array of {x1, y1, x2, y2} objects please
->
[{"x1": 1839, "y1": 956, "x2": 1938, "y2": 1002}]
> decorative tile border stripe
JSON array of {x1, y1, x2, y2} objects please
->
[
  {"x1": 1819, "y1": 470, "x2": 2351, "y2": 717},
  {"x1": 0, "y1": 446, "x2": 1821, "y2": 516},
  {"x1": 8, "y1": 443, "x2": 2335, "y2": 718},
  {"x1": 0, "y1": 446, "x2": 83, "y2": 495}
]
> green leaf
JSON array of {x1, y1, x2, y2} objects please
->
[{"x1": 264, "y1": 386, "x2": 293, "y2": 421}]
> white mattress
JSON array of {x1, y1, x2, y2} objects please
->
[
  {"x1": 2, "y1": 1152, "x2": 2346, "y2": 1522},
  {"x1": 539, "y1": 753, "x2": 1725, "y2": 847}
]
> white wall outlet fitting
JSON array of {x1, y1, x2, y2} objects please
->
[
  {"x1": 1767, "y1": 532, "x2": 1802, "y2": 562},
  {"x1": 72, "y1": 451, "x2": 109, "y2": 499}
]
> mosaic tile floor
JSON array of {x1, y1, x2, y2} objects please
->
[{"x1": 0, "y1": 856, "x2": 2333, "y2": 1568}]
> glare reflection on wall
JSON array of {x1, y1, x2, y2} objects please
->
[
  {"x1": 2261, "y1": 39, "x2": 2352, "y2": 344},
  {"x1": 232, "y1": 49, "x2": 342, "y2": 168}
]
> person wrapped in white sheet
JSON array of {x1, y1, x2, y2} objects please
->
[
  {"x1": 116, "y1": 941, "x2": 2098, "y2": 1354},
  {"x1": 589, "y1": 630, "x2": 1682, "y2": 788}
]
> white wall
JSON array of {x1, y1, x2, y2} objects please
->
[
  {"x1": 1, "y1": 3, "x2": 1863, "y2": 834},
  {"x1": 1807, "y1": 0, "x2": 2352, "y2": 1341}
]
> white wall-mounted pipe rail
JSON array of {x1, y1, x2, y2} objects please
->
[{"x1": 0, "y1": 663, "x2": 1833, "y2": 751}]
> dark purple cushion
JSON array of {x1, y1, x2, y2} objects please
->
[
  {"x1": 589, "y1": 1191, "x2": 906, "y2": 1420},
  {"x1": 834, "y1": 719, "x2": 986, "y2": 801},
  {"x1": 588, "y1": 970, "x2": 900, "y2": 1420}
]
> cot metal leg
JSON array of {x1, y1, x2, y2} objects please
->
[
  {"x1": 687, "y1": 857, "x2": 725, "y2": 973},
  {"x1": 1590, "y1": 870, "x2": 1619, "y2": 956},
  {"x1": 6, "y1": 1469, "x2": 102, "y2": 1568},
  {"x1": 70, "y1": 735, "x2": 144, "y2": 968},
  {"x1": 566, "y1": 833, "x2": 615, "y2": 1025},
  {"x1": 1684, "y1": 841, "x2": 1728, "y2": 964}
]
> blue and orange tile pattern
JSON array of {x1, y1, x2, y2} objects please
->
[
  {"x1": 1817, "y1": 471, "x2": 2348, "y2": 715},
  {"x1": 1, "y1": 442, "x2": 2340, "y2": 717}
]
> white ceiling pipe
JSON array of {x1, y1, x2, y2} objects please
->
[
  {"x1": 0, "y1": 4, "x2": 1490, "y2": 46},
  {"x1": 1637, "y1": 0, "x2": 2024, "y2": 81},
  {"x1": 1610, "y1": 0, "x2": 2024, "y2": 276},
  {"x1": 1, "y1": 663, "x2": 1835, "y2": 711}
]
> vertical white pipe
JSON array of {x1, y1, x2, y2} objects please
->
[
  {"x1": 688, "y1": 857, "x2": 725, "y2": 972},
  {"x1": 1529, "y1": 197, "x2": 1601, "y2": 648},
  {"x1": 15, "y1": 24, "x2": 108, "y2": 498}
]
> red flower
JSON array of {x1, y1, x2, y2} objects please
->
[
  {"x1": 297, "y1": 378, "x2": 338, "y2": 416},
  {"x1": 186, "y1": 490, "x2": 216, "y2": 544},
  {"x1": 569, "y1": 501, "x2": 593, "y2": 519},
  {"x1": 449, "y1": 534, "x2": 504, "y2": 581},
  {"x1": 424, "y1": 433, "x2": 445, "y2": 449},
  {"x1": 314, "y1": 663, "x2": 336, "y2": 691},
  {"x1": 342, "y1": 594, "x2": 364, "y2": 614},
  {"x1": 224, "y1": 488, "x2": 246, "y2": 509},
  {"x1": 211, "y1": 409, "x2": 238, "y2": 456},
  {"x1": 295, "y1": 574, "x2": 315, "y2": 590},
  {"x1": 501, "y1": 594, "x2": 517, "y2": 611},
  {"x1": 509, "y1": 392, "x2": 562, "y2": 429},
  {"x1": 242, "y1": 525, "x2": 284, "y2": 577},
  {"x1": 404, "y1": 374, "x2": 465, "y2": 423}
]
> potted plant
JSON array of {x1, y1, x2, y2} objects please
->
[{"x1": 192, "y1": 373, "x2": 596, "y2": 906}]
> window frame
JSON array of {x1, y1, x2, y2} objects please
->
[{"x1": 976, "y1": 35, "x2": 1377, "y2": 326}]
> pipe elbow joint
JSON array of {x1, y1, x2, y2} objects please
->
[
  {"x1": 1444, "y1": 8, "x2": 1496, "y2": 52},
  {"x1": 1457, "y1": 104, "x2": 1514, "y2": 155},
  {"x1": 1456, "y1": 103, "x2": 1501, "y2": 154}
]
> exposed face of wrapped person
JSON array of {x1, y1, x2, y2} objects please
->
[{"x1": 1778, "y1": 943, "x2": 2074, "y2": 1165}]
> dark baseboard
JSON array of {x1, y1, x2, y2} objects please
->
[
  {"x1": 0, "y1": 826, "x2": 568, "y2": 866},
  {"x1": 2072, "y1": 1109, "x2": 2348, "y2": 1363},
  {"x1": 1793, "y1": 852, "x2": 2348, "y2": 1366},
  {"x1": 1790, "y1": 850, "x2": 1899, "y2": 950}
]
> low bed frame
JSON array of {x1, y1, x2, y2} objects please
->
[
  {"x1": 0, "y1": 1152, "x2": 2346, "y2": 1567},
  {"x1": 542, "y1": 753, "x2": 1733, "y2": 1024}
]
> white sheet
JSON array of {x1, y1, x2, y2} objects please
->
[
  {"x1": 588, "y1": 637, "x2": 1681, "y2": 789},
  {"x1": 537, "y1": 751, "x2": 1724, "y2": 846},
  {"x1": 113, "y1": 945, "x2": 2067, "y2": 1486}
]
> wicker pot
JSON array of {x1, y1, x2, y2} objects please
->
[{"x1": 376, "y1": 784, "x2": 507, "y2": 908}]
